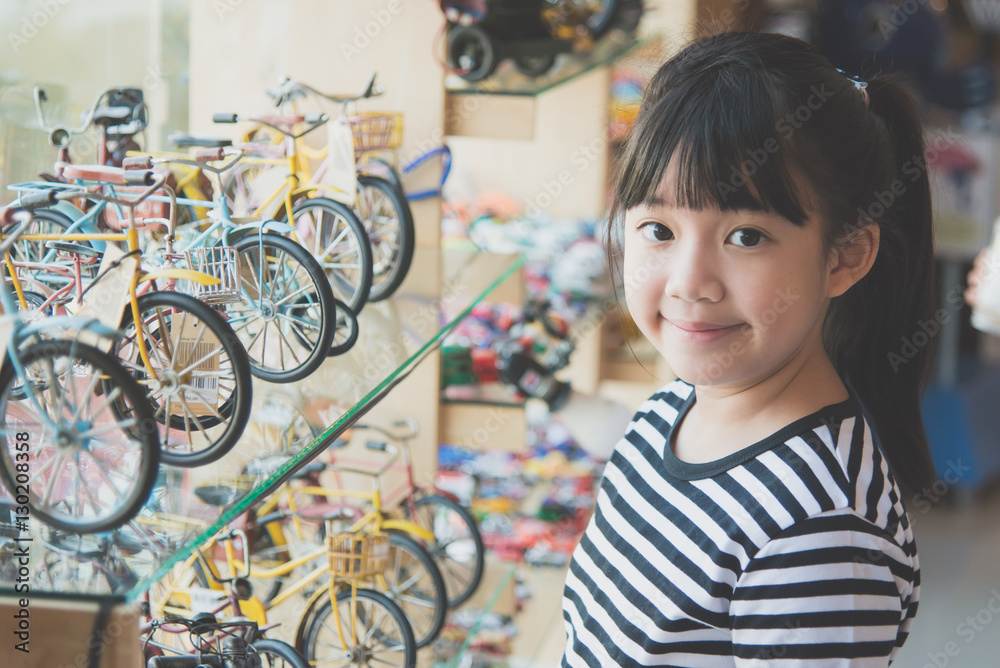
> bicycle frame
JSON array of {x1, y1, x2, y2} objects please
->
[{"x1": 2, "y1": 178, "x2": 219, "y2": 381}]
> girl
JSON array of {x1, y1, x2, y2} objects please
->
[{"x1": 563, "y1": 31, "x2": 936, "y2": 667}]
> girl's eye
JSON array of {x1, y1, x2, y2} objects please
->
[
  {"x1": 639, "y1": 222, "x2": 673, "y2": 242},
  {"x1": 728, "y1": 228, "x2": 766, "y2": 247}
]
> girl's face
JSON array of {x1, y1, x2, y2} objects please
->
[{"x1": 622, "y1": 175, "x2": 835, "y2": 389}]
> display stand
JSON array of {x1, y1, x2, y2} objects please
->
[{"x1": 0, "y1": 249, "x2": 523, "y2": 665}]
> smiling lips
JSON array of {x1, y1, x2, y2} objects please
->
[{"x1": 663, "y1": 317, "x2": 744, "y2": 342}]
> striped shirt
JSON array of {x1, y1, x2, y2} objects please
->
[{"x1": 563, "y1": 380, "x2": 919, "y2": 667}]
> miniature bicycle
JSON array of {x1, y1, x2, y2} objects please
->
[
  {"x1": 230, "y1": 73, "x2": 414, "y2": 302},
  {"x1": 347, "y1": 420, "x2": 485, "y2": 607},
  {"x1": 154, "y1": 522, "x2": 416, "y2": 666},
  {"x1": 121, "y1": 149, "x2": 339, "y2": 383},
  {"x1": 239, "y1": 438, "x2": 447, "y2": 650},
  {"x1": 7, "y1": 173, "x2": 253, "y2": 467},
  {"x1": 0, "y1": 202, "x2": 159, "y2": 533},
  {"x1": 141, "y1": 533, "x2": 310, "y2": 668},
  {"x1": 212, "y1": 112, "x2": 376, "y2": 313}
]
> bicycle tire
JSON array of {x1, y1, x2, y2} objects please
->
[
  {"x1": 0, "y1": 339, "x2": 159, "y2": 533},
  {"x1": 357, "y1": 176, "x2": 414, "y2": 303},
  {"x1": 408, "y1": 494, "x2": 485, "y2": 608},
  {"x1": 112, "y1": 290, "x2": 253, "y2": 468},
  {"x1": 448, "y1": 25, "x2": 498, "y2": 82},
  {"x1": 585, "y1": 0, "x2": 620, "y2": 39},
  {"x1": 250, "y1": 638, "x2": 310, "y2": 668},
  {"x1": 222, "y1": 233, "x2": 336, "y2": 383},
  {"x1": 284, "y1": 197, "x2": 373, "y2": 315},
  {"x1": 328, "y1": 298, "x2": 359, "y2": 357},
  {"x1": 379, "y1": 531, "x2": 447, "y2": 649},
  {"x1": 359, "y1": 159, "x2": 403, "y2": 193},
  {"x1": 303, "y1": 587, "x2": 416, "y2": 668}
]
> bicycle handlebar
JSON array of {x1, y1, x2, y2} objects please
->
[
  {"x1": 34, "y1": 86, "x2": 129, "y2": 147},
  {"x1": 213, "y1": 111, "x2": 329, "y2": 140},
  {"x1": 272, "y1": 72, "x2": 384, "y2": 106},
  {"x1": 125, "y1": 149, "x2": 244, "y2": 176},
  {"x1": 48, "y1": 172, "x2": 169, "y2": 209}
]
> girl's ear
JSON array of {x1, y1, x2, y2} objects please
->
[{"x1": 827, "y1": 222, "x2": 880, "y2": 298}]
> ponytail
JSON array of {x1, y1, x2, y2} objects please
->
[{"x1": 824, "y1": 75, "x2": 937, "y2": 493}]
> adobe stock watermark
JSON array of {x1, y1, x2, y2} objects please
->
[
  {"x1": 855, "y1": 127, "x2": 962, "y2": 224},
  {"x1": 212, "y1": 0, "x2": 243, "y2": 20},
  {"x1": 909, "y1": 459, "x2": 972, "y2": 515},
  {"x1": 920, "y1": 588, "x2": 1000, "y2": 668},
  {"x1": 703, "y1": 288, "x2": 799, "y2": 380},
  {"x1": 524, "y1": 135, "x2": 608, "y2": 219},
  {"x1": 877, "y1": 0, "x2": 934, "y2": 40},
  {"x1": 716, "y1": 84, "x2": 834, "y2": 201},
  {"x1": 7, "y1": 0, "x2": 74, "y2": 54},
  {"x1": 340, "y1": 0, "x2": 413, "y2": 64},
  {"x1": 696, "y1": 0, "x2": 751, "y2": 35}
]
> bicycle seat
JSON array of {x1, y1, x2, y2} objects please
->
[
  {"x1": 58, "y1": 162, "x2": 125, "y2": 185},
  {"x1": 189, "y1": 611, "x2": 219, "y2": 635},
  {"x1": 45, "y1": 240, "x2": 103, "y2": 258},
  {"x1": 92, "y1": 106, "x2": 132, "y2": 127},
  {"x1": 298, "y1": 503, "x2": 359, "y2": 523},
  {"x1": 194, "y1": 485, "x2": 241, "y2": 507},
  {"x1": 36, "y1": 171, "x2": 67, "y2": 184},
  {"x1": 169, "y1": 132, "x2": 233, "y2": 148}
]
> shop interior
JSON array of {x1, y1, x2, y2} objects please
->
[{"x1": 2, "y1": 0, "x2": 1000, "y2": 666}]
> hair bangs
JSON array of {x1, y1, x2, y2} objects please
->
[{"x1": 615, "y1": 64, "x2": 812, "y2": 226}]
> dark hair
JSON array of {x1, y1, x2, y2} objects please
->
[{"x1": 608, "y1": 31, "x2": 937, "y2": 492}]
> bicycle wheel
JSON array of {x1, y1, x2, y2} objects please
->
[
  {"x1": 303, "y1": 587, "x2": 416, "y2": 668},
  {"x1": 356, "y1": 176, "x2": 414, "y2": 303},
  {"x1": 112, "y1": 291, "x2": 253, "y2": 468},
  {"x1": 407, "y1": 494, "x2": 485, "y2": 608},
  {"x1": 223, "y1": 233, "x2": 336, "y2": 383},
  {"x1": 0, "y1": 340, "x2": 159, "y2": 533},
  {"x1": 285, "y1": 197, "x2": 373, "y2": 315},
  {"x1": 583, "y1": 0, "x2": 620, "y2": 39},
  {"x1": 250, "y1": 638, "x2": 310, "y2": 668},
  {"x1": 10, "y1": 207, "x2": 98, "y2": 284},
  {"x1": 378, "y1": 532, "x2": 447, "y2": 649},
  {"x1": 223, "y1": 160, "x2": 278, "y2": 218},
  {"x1": 328, "y1": 298, "x2": 359, "y2": 357}
]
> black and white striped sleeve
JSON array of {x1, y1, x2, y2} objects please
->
[{"x1": 730, "y1": 508, "x2": 917, "y2": 666}]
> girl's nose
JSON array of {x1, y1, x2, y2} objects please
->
[{"x1": 665, "y1": 247, "x2": 724, "y2": 303}]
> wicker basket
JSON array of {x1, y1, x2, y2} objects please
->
[
  {"x1": 327, "y1": 532, "x2": 390, "y2": 578},
  {"x1": 347, "y1": 112, "x2": 403, "y2": 157},
  {"x1": 184, "y1": 245, "x2": 242, "y2": 304}
]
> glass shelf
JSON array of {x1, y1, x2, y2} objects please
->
[
  {"x1": 433, "y1": 562, "x2": 517, "y2": 668},
  {"x1": 445, "y1": 30, "x2": 648, "y2": 97},
  {"x1": 0, "y1": 248, "x2": 524, "y2": 600}
]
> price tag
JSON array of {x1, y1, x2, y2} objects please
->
[
  {"x1": 324, "y1": 117, "x2": 358, "y2": 206},
  {"x1": 188, "y1": 586, "x2": 226, "y2": 614},
  {"x1": 170, "y1": 314, "x2": 220, "y2": 417},
  {"x1": 76, "y1": 245, "x2": 137, "y2": 353}
]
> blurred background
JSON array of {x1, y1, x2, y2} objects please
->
[{"x1": 3, "y1": 1, "x2": 1000, "y2": 666}]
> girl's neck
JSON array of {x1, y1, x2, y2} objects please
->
[{"x1": 675, "y1": 335, "x2": 848, "y2": 464}]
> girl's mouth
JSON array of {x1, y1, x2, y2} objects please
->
[{"x1": 663, "y1": 317, "x2": 745, "y2": 342}]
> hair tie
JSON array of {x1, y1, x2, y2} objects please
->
[{"x1": 836, "y1": 68, "x2": 869, "y2": 107}]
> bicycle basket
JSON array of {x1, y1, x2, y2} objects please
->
[
  {"x1": 328, "y1": 532, "x2": 390, "y2": 578},
  {"x1": 347, "y1": 112, "x2": 403, "y2": 157},
  {"x1": 183, "y1": 246, "x2": 242, "y2": 304}
]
